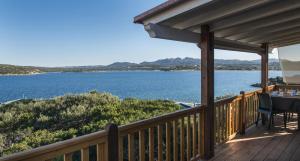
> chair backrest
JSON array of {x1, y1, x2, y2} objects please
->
[{"x1": 258, "y1": 93, "x2": 272, "y2": 110}]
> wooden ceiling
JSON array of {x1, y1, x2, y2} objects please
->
[{"x1": 135, "y1": 0, "x2": 300, "y2": 53}]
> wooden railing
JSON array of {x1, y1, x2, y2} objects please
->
[
  {"x1": 214, "y1": 96, "x2": 241, "y2": 144},
  {"x1": 118, "y1": 106, "x2": 205, "y2": 161},
  {"x1": 1, "y1": 85, "x2": 279, "y2": 161},
  {"x1": 0, "y1": 107, "x2": 205, "y2": 161}
]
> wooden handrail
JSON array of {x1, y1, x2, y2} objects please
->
[
  {"x1": 119, "y1": 106, "x2": 204, "y2": 135},
  {"x1": 0, "y1": 130, "x2": 108, "y2": 161}
]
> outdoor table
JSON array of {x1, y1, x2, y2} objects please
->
[{"x1": 271, "y1": 94, "x2": 300, "y2": 129}]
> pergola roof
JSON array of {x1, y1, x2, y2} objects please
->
[{"x1": 134, "y1": 0, "x2": 300, "y2": 53}]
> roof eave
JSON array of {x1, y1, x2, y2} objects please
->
[{"x1": 134, "y1": 0, "x2": 189, "y2": 24}]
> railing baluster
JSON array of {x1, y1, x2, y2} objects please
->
[
  {"x1": 149, "y1": 127, "x2": 154, "y2": 161},
  {"x1": 180, "y1": 117, "x2": 185, "y2": 161},
  {"x1": 214, "y1": 105, "x2": 217, "y2": 145},
  {"x1": 97, "y1": 143, "x2": 106, "y2": 161},
  {"x1": 198, "y1": 112, "x2": 201, "y2": 155},
  {"x1": 119, "y1": 137, "x2": 123, "y2": 161},
  {"x1": 199, "y1": 108, "x2": 205, "y2": 157},
  {"x1": 225, "y1": 104, "x2": 227, "y2": 141},
  {"x1": 139, "y1": 130, "x2": 145, "y2": 161},
  {"x1": 221, "y1": 105, "x2": 224, "y2": 142},
  {"x1": 240, "y1": 91, "x2": 246, "y2": 134},
  {"x1": 166, "y1": 122, "x2": 171, "y2": 161},
  {"x1": 233, "y1": 101, "x2": 236, "y2": 132},
  {"x1": 237, "y1": 100, "x2": 240, "y2": 132},
  {"x1": 236, "y1": 101, "x2": 239, "y2": 132},
  {"x1": 216, "y1": 106, "x2": 220, "y2": 144},
  {"x1": 128, "y1": 133, "x2": 134, "y2": 161},
  {"x1": 227, "y1": 104, "x2": 230, "y2": 139},
  {"x1": 192, "y1": 114, "x2": 197, "y2": 157},
  {"x1": 173, "y1": 120, "x2": 178, "y2": 161},
  {"x1": 158, "y1": 125, "x2": 163, "y2": 161},
  {"x1": 222, "y1": 105, "x2": 225, "y2": 141},
  {"x1": 81, "y1": 147, "x2": 89, "y2": 161},
  {"x1": 106, "y1": 124, "x2": 119, "y2": 161},
  {"x1": 251, "y1": 96, "x2": 254, "y2": 124},
  {"x1": 248, "y1": 97, "x2": 250, "y2": 126},
  {"x1": 186, "y1": 116, "x2": 191, "y2": 160},
  {"x1": 230, "y1": 103, "x2": 233, "y2": 135}
]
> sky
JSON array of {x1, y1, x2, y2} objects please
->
[{"x1": 0, "y1": 0, "x2": 278, "y2": 67}]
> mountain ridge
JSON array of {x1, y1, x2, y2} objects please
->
[{"x1": 0, "y1": 57, "x2": 281, "y2": 75}]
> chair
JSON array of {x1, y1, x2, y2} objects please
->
[{"x1": 256, "y1": 93, "x2": 287, "y2": 129}]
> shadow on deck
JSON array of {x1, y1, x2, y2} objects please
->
[{"x1": 210, "y1": 115, "x2": 300, "y2": 161}]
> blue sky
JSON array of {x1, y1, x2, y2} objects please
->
[{"x1": 0, "y1": 0, "x2": 276, "y2": 67}]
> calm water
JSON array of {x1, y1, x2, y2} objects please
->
[{"x1": 0, "y1": 71, "x2": 282, "y2": 103}]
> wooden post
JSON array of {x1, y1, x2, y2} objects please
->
[
  {"x1": 106, "y1": 124, "x2": 119, "y2": 161},
  {"x1": 199, "y1": 25, "x2": 214, "y2": 159},
  {"x1": 261, "y1": 43, "x2": 269, "y2": 93},
  {"x1": 239, "y1": 91, "x2": 246, "y2": 135},
  {"x1": 261, "y1": 44, "x2": 269, "y2": 125}
]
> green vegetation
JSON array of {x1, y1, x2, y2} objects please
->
[
  {"x1": 0, "y1": 92, "x2": 181, "y2": 156},
  {"x1": 0, "y1": 64, "x2": 41, "y2": 75}
]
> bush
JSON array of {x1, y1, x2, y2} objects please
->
[{"x1": 0, "y1": 92, "x2": 181, "y2": 156}]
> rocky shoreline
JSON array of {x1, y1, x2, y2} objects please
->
[{"x1": 251, "y1": 76, "x2": 284, "y2": 87}]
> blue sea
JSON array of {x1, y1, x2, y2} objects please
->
[{"x1": 0, "y1": 71, "x2": 282, "y2": 103}]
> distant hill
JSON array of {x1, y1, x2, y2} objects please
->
[
  {"x1": 107, "y1": 62, "x2": 139, "y2": 69},
  {"x1": 141, "y1": 57, "x2": 199, "y2": 66},
  {"x1": 0, "y1": 64, "x2": 41, "y2": 75},
  {"x1": 0, "y1": 58, "x2": 281, "y2": 75}
]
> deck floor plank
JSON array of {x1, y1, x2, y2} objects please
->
[
  {"x1": 283, "y1": 131, "x2": 300, "y2": 161},
  {"x1": 211, "y1": 126, "x2": 264, "y2": 161},
  {"x1": 209, "y1": 115, "x2": 300, "y2": 161},
  {"x1": 251, "y1": 133, "x2": 285, "y2": 161},
  {"x1": 263, "y1": 131, "x2": 295, "y2": 161}
]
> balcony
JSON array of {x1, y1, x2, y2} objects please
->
[
  {"x1": 2, "y1": 0, "x2": 300, "y2": 160},
  {"x1": 1, "y1": 85, "x2": 298, "y2": 161}
]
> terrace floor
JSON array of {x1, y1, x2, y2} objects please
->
[{"x1": 210, "y1": 115, "x2": 300, "y2": 161}]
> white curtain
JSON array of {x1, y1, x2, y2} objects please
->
[{"x1": 278, "y1": 44, "x2": 300, "y2": 84}]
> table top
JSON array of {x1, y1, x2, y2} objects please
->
[
  {"x1": 270, "y1": 91, "x2": 300, "y2": 99},
  {"x1": 269, "y1": 93, "x2": 300, "y2": 111}
]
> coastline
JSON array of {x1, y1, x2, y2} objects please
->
[
  {"x1": 0, "y1": 69, "x2": 282, "y2": 75},
  {"x1": 0, "y1": 72, "x2": 44, "y2": 76}
]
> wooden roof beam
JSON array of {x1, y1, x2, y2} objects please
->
[
  {"x1": 240, "y1": 27, "x2": 300, "y2": 44},
  {"x1": 249, "y1": 30, "x2": 300, "y2": 44},
  {"x1": 211, "y1": 0, "x2": 300, "y2": 32},
  {"x1": 214, "y1": 8, "x2": 300, "y2": 38},
  {"x1": 138, "y1": 0, "x2": 213, "y2": 25},
  {"x1": 144, "y1": 23, "x2": 264, "y2": 53},
  {"x1": 225, "y1": 19, "x2": 300, "y2": 41},
  {"x1": 270, "y1": 35, "x2": 300, "y2": 45},
  {"x1": 170, "y1": 0, "x2": 271, "y2": 30},
  {"x1": 214, "y1": 38, "x2": 264, "y2": 54},
  {"x1": 271, "y1": 39, "x2": 300, "y2": 48}
]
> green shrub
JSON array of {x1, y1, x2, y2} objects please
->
[{"x1": 0, "y1": 92, "x2": 181, "y2": 156}]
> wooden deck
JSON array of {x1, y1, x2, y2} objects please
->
[{"x1": 210, "y1": 115, "x2": 300, "y2": 161}]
